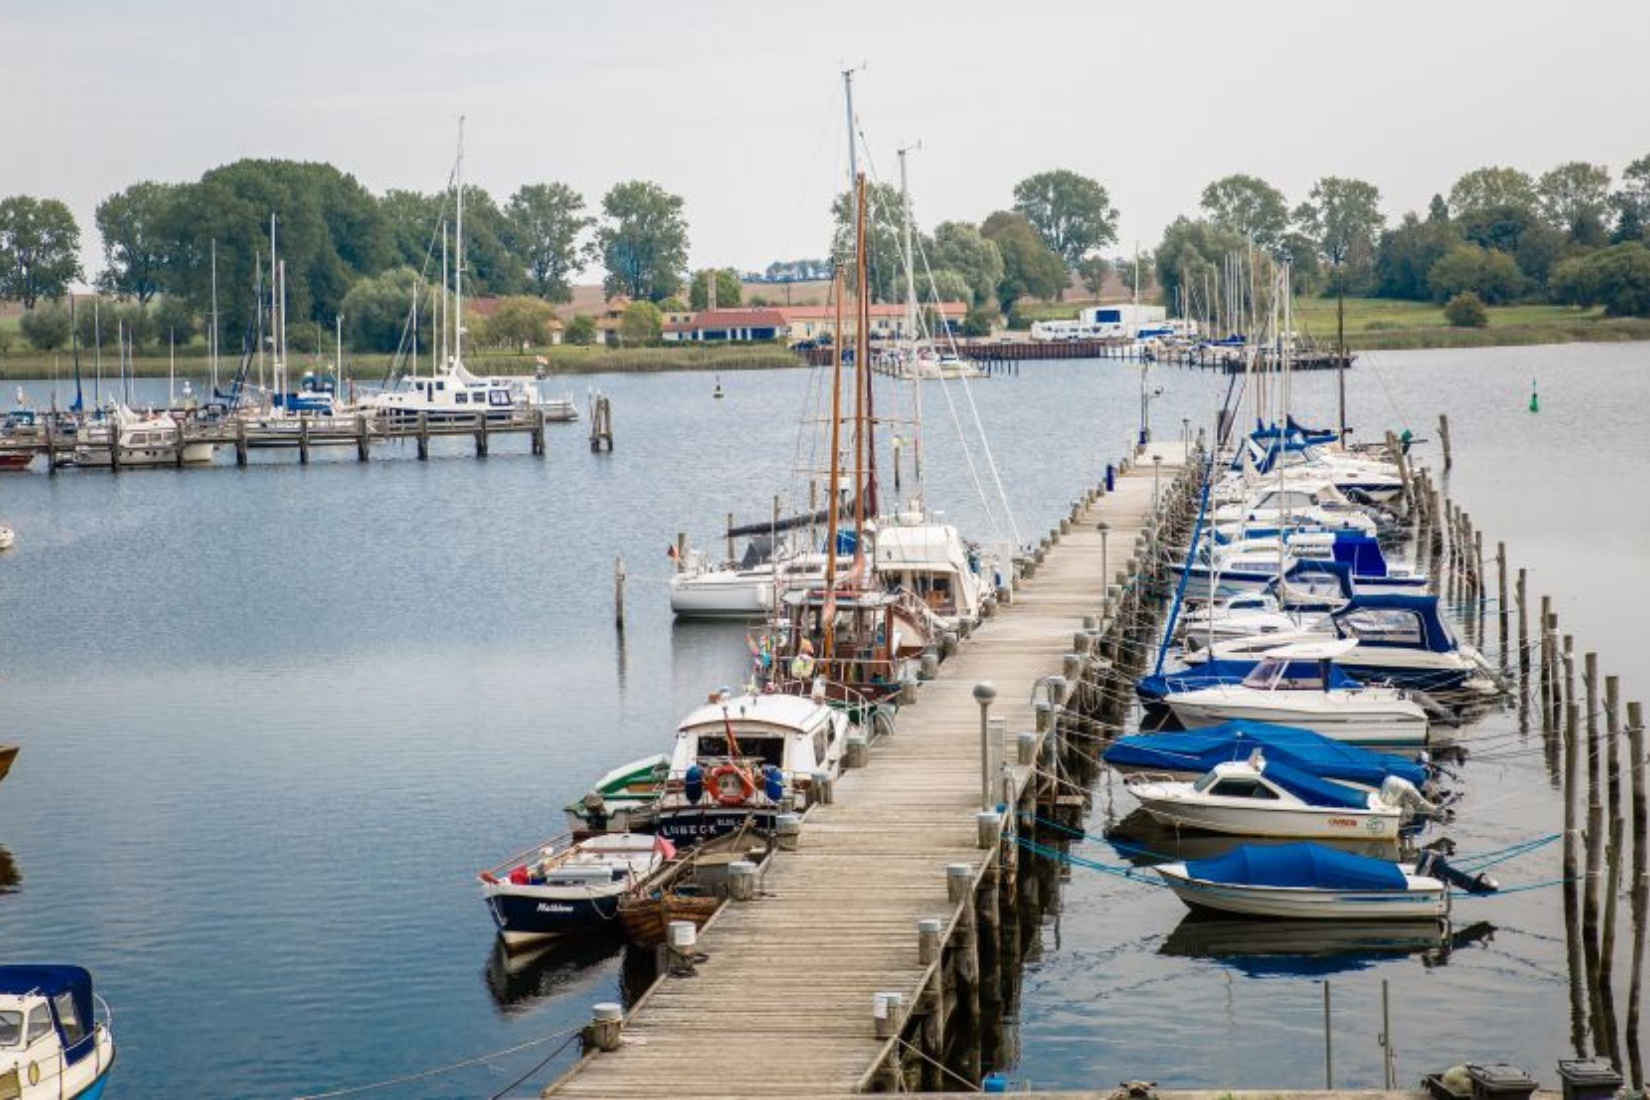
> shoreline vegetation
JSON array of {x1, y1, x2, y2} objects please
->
[{"x1": 2, "y1": 299, "x2": 1647, "y2": 381}]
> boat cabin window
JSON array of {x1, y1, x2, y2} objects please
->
[
  {"x1": 0, "y1": 1010, "x2": 20, "y2": 1047},
  {"x1": 52, "y1": 992, "x2": 84, "y2": 1045},
  {"x1": 455, "y1": 392, "x2": 469, "y2": 404},
  {"x1": 812, "y1": 728, "x2": 828, "y2": 765},
  {"x1": 1241, "y1": 659, "x2": 1324, "y2": 690},
  {"x1": 695, "y1": 734, "x2": 784, "y2": 769},
  {"x1": 25, "y1": 1007, "x2": 51, "y2": 1045},
  {"x1": 490, "y1": 390, "x2": 512, "y2": 406},
  {"x1": 1336, "y1": 608, "x2": 1424, "y2": 647},
  {"x1": 1202, "y1": 777, "x2": 1280, "y2": 799}
]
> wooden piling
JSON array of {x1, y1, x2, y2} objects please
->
[
  {"x1": 613, "y1": 556, "x2": 626, "y2": 633},
  {"x1": 1438, "y1": 412, "x2": 1453, "y2": 470},
  {"x1": 298, "y1": 416, "x2": 310, "y2": 464},
  {"x1": 235, "y1": 418, "x2": 249, "y2": 467},
  {"x1": 475, "y1": 409, "x2": 489, "y2": 457},
  {"x1": 1601, "y1": 675, "x2": 1624, "y2": 1055},
  {"x1": 531, "y1": 408, "x2": 546, "y2": 456},
  {"x1": 416, "y1": 411, "x2": 429, "y2": 460},
  {"x1": 1498, "y1": 542, "x2": 1510, "y2": 667},
  {"x1": 1516, "y1": 568, "x2": 1529, "y2": 688},
  {"x1": 355, "y1": 413, "x2": 370, "y2": 461},
  {"x1": 1625, "y1": 701, "x2": 1646, "y2": 1089},
  {"x1": 1582, "y1": 654, "x2": 1605, "y2": 1045}
]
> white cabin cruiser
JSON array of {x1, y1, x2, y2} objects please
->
[
  {"x1": 72, "y1": 404, "x2": 215, "y2": 467},
  {"x1": 1124, "y1": 752, "x2": 1433, "y2": 840},
  {"x1": 1161, "y1": 640, "x2": 1431, "y2": 752},
  {"x1": 360, "y1": 359, "x2": 576, "y2": 424},
  {"x1": 0, "y1": 965, "x2": 116, "y2": 1098}
]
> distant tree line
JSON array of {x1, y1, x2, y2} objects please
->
[
  {"x1": 7, "y1": 152, "x2": 1649, "y2": 359},
  {"x1": 1156, "y1": 157, "x2": 1650, "y2": 324}
]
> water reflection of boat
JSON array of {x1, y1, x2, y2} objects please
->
[
  {"x1": 482, "y1": 933, "x2": 625, "y2": 1014},
  {"x1": 0, "y1": 843, "x2": 19, "y2": 893},
  {"x1": 1106, "y1": 808, "x2": 1404, "y2": 864},
  {"x1": 0, "y1": 744, "x2": 17, "y2": 785},
  {"x1": 1159, "y1": 914, "x2": 1495, "y2": 977}
]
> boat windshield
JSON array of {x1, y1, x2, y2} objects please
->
[
  {"x1": 1335, "y1": 608, "x2": 1423, "y2": 647},
  {"x1": 1240, "y1": 659, "x2": 1326, "y2": 691},
  {"x1": 0, "y1": 1009, "x2": 20, "y2": 1047},
  {"x1": 695, "y1": 733, "x2": 784, "y2": 769}
]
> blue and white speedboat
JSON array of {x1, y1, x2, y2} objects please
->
[{"x1": 0, "y1": 965, "x2": 116, "y2": 1098}]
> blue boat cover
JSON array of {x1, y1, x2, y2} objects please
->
[
  {"x1": 1330, "y1": 593, "x2": 1456, "y2": 654},
  {"x1": 1270, "y1": 559, "x2": 1356, "y2": 606},
  {"x1": 1137, "y1": 658, "x2": 1365, "y2": 701},
  {"x1": 1185, "y1": 842, "x2": 1408, "y2": 890},
  {"x1": 1330, "y1": 534, "x2": 1391, "y2": 578},
  {"x1": 1259, "y1": 759, "x2": 1373, "y2": 809},
  {"x1": 0, "y1": 965, "x2": 96, "y2": 1062},
  {"x1": 1102, "y1": 720, "x2": 1427, "y2": 787}
]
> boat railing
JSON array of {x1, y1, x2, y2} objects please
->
[{"x1": 479, "y1": 830, "x2": 580, "y2": 881}]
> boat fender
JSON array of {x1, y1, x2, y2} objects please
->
[
  {"x1": 684, "y1": 765, "x2": 705, "y2": 805},
  {"x1": 790, "y1": 653, "x2": 815, "y2": 679},
  {"x1": 762, "y1": 764, "x2": 784, "y2": 801},
  {"x1": 709, "y1": 763, "x2": 756, "y2": 807}
]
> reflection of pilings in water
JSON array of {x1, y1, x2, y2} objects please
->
[
  {"x1": 1598, "y1": 673, "x2": 1625, "y2": 1067},
  {"x1": 1517, "y1": 568, "x2": 1531, "y2": 738},
  {"x1": 1497, "y1": 541, "x2": 1510, "y2": 667},
  {"x1": 1581, "y1": 653, "x2": 1609, "y2": 1057},
  {"x1": 1625, "y1": 703, "x2": 1646, "y2": 1089}
]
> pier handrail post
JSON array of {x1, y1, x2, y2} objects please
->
[{"x1": 973, "y1": 681, "x2": 997, "y2": 811}]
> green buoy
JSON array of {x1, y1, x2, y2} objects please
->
[{"x1": 1528, "y1": 379, "x2": 1539, "y2": 413}]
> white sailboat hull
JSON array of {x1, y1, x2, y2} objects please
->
[{"x1": 668, "y1": 568, "x2": 776, "y2": 618}]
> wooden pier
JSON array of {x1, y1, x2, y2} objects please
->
[
  {"x1": 545, "y1": 441, "x2": 1200, "y2": 1098},
  {"x1": 1, "y1": 407, "x2": 577, "y2": 471}
]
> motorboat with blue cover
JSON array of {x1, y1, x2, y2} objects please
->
[
  {"x1": 1123, "y1": 753, "x2": 1434, "y2": 840},
  {"x1": 1154, "y1": 841, "x2": 1448, "y2": 919},
  {"x1": 1102, "y1": 720, "x2": 1429, "y2": 789},
  {"x1": 1150, "y1": 641, "x2": 1431, "y2": 752},
  {"x1": 0, "y1": 965, "x2": 116, "y2": 1098},
  {"x1": 1183, "y1": 592, "x2": 1494, "y2": 693}
]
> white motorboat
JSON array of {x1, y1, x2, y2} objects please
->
[
  {"x1": 668, "y1": 543, "x2": 827, "y2": 619},
  {"x1": 0, "y1": 965, "x2": 117, "y2": 1098},
  {"x1": 874, "y1": 505, "x2": 993, "y2": 631},
  {"x1": 1183, "y1": 593, "x2": 1495, "y2": 693},
  {"x1": 1124, "y1": 752, "x2": 1432, "y2": 840},
  {"x1": 72, "y1": 404, "x2": 215, "y2": 467},
  {"x1": 1154, "y1": 841, "x2": 1448, "y2": 920},
  {"x1": 478, "y1": 832, "x2": 670, "y2": 950},
  {"x1": 568, "y1": 687, "x2": 858, "y2": 843},
  {"x1": 1161, "y1": 640, "x2": 1430, "y2": 752},
  {"x1": 360, "y1": 359, "x2": 576, "y2": 424}
]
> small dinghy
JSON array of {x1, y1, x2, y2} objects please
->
[
  {"x1": 480, "y1": 833, "x2": 673, "y2": 950},
  {"x1": 1154, "y1": 841, "x2": 1452, "y2": 920},
  {"x1": 1124, "y1": 752, "x2": 1434, "y2": 840},
  {"x1": 617, "y1": 822, "x2": 775, "y2": 948},
  {"x1": 0, "y1": 965, "x2": 116, "y2": 1098}
]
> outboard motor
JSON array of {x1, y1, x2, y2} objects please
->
[
  {"x1": 1416, "y1": 850, "x2": 1499, "y2": 895},
  {"x1": 581, "y1": 791, "x2": 609, "y2": 832},
  {"x1": 684, "y1": 764, "x2": 705, "y2": 805},
  {"x1": 1379, "y1": 775, "x2": 1439, "y2": 817}
]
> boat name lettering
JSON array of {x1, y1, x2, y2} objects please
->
[
  {"x1": 535, "y1": 903, "x2": 578, "y2": 913},
  {"x1": 1327, "y1": 817, "x2": 1358, "y2": 827}
]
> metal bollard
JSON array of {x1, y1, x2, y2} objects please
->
[
  {"x1": 873, "y1": 991, "x2": 904, "y2": 1039},
  {"x1": 775, "y1": 812, "x2": 802, "y2": 852},
  {"x1": 590, "y1": 1002, "x2": 624, "y2": 1051},
  {"x1": 918, "y1": 918, "x2": 943, "y2": 965},
  {"x1": 976, "y1": 809, "x2": 1002, "y2": 849},
  {"x1": 728, "y1": 860, "x2": 758, "y2": 901},
  {"x1": 810, "y1": 770, "x2": 834, "y2": 805},
  {"x1": 1017, "y1": 731, "x2": 1037, "y2": 766},
  {"x1": 919, "y1": 651, "x2": 939, "y2": 680},
  {"x1": 899, "y1": 677, "x2": 919, "y2": 705},
  {"x1": 845, "y1": 733, "x2": 869, "y2": 769},
  {"x1": 946, "y1": 862, "x2": 973, "y2": 903}
]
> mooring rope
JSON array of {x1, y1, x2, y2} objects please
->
[{"x1": 293, "y1": 1025, "x2": 581, "y2": 1099}]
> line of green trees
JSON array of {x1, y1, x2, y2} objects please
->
[
  {"x1": 6, "y1": 152, "x2": 1650, "y2": 359},
  {"x1": 1156, "y1": 157, "x2": 1650, "y2": 322}
]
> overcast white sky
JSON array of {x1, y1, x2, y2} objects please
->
[{"x1": 5, "y1": 0, "x2": 1649, "y2": 284}]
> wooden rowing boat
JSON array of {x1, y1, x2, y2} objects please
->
[{"x1": 617, "y1": 824, "x2": 774, "y2": 948}]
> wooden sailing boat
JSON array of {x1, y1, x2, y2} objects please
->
[{"x1": 773, "y1": 174, "x2": 933, "y2": 706}]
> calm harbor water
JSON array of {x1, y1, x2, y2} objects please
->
[{"x1": 0, "y1": 343, "x2": 1646, "y2": 1096}]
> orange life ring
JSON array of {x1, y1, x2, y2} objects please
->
[{"x1": 709, "y1": 763, "x2": 756, "y2": 807}]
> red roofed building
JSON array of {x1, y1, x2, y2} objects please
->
[
  {"x1": 777, "y1": 301, "x2": 967, "y2": 345},
  {"x1": 663, "y1": 307, "x2": 789, "y2": 343}
]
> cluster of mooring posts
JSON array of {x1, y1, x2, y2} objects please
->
[
  {"x1": 546, "y1": 440, "x2": 1205, "y2": 1098},
  {"x1": 1400, "y1": 414, "x2": 1648, "y2": 1085},
  {"x1": 9, "y1": 407, "x2": 581, "y2": 470}
]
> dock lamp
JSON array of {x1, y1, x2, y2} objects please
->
[{"x1": 973, "y1": 681, "x2": 997, "y2": 811}]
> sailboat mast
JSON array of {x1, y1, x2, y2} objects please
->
[
  {"x1": 842, "y1": 69, "x2": 859, "y2": 232},
  {"x1": 454, "y1": 117, "x2": 465, "y2": 368},
  {"x1": 822, "y1": 269, "x2": 847, "y2": 660},
  {"x1": 210, "y1": 239, "x2": 220, "y2": 394},
  {"x1": 854, "y1": 172, "x2": 878, "y2": 521},
  {"x1": 898, "y1": 142, "x2": 924, "y2": 502}
]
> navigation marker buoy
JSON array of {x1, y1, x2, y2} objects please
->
[{"x1": 1528, "y1": 379, "x2": 1539, "y2": 413}]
